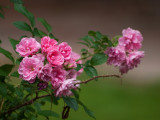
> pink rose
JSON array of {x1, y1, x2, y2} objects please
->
[
  {"x1": 51, "y1": 67, "x2": 66, "y2": 89},
  {"x1": 66, "y1": 69, "x2": 77, "y2": 79},
  {"x1": 118, "y1": 28, "x2": 143, "y2": 51},
  {"x1": 41, "y1": 36, "x2": 58, "y2": 54},
  {"x1": 64, "y1": 58, "x2": 77, "y2": 68},
  {"x1": 18, "y1": 57, "x2": 43, "y2": 82},
  {"x1": 119, "y1": 51, "x2": 144, "y2": 74},
  {"x1": 38, "y1": 64, "x2": 52, "y2": 82},
  {"x1": 47, "y1": 50, "x2": 64, "y2": 67},
  {"x1": 71, "y1": 52, "x2": 82, "y2": 64},
  {"x1": 71, "y1": 52, "x2": 83, "y2": 75},
  {"x1": 16, "y1": 37, "x2": 40, "y2": 57},
  {"x1": 127, "y1": 51, "x2": 144, "y2": 69},
  {"x1": 59, "y1": 42, "x2": 72, "y2": 60},
  {"x1": 54, "y1": 78, "x2": 80, "y2": 97},
  {"x1": 32, "y1": 53, "x2": 45, "y2": 62},
  {"x1": 105, "y1": 46, "x2": 126, "y2": 67}
]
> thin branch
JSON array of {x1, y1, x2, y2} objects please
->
[
  {"x1": 3, "y1": 94, "x2": 51, "y2": 115},
  {"x1": 76, "y1": 74, "x2": 121, "y2": 84},
  {"x1": 3, "y1": 74, "x2": 121, "y2": 116},
  {"x1": 0, "y1": 98, "x2": 4, "y2": 114}
]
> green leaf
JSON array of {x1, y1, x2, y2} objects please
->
[
  {"x1": 11, "y1": 71, "x2": 19, "y2": 78},
  {"x1": 9, "y1": 37, "x2": 19, "y2": 52},
  {"x1": 33, "y1": 28, "x2": 41, "y2": 37},
  {"x1": 71, "y1": 90, "x2": 79, "y2": 99},
  {"x1": 63, "y1": 97, "x2": 78, "y2": 111},
  {"x1": 0, "y1": 75, "x2": 5, "y2": 82},
  {"x1": 6, "y1": 84, "x2": 15, "y2": 92},
  {"x1": 16, "y1": 57, "x2": 23, "y2": 64},
  {"x1": 42, "y1": 96, "x2": 59, "y2": 105},
  {"x1": 96, "y1": 31, "x2": 102, "y2": 40},
  {"x1": 0, "y1": 64, "x2": 14, "y2": 76},
  {"x1": 38, "y1": 110, "x2": 59, "y2": 118},
  {"x1": 0, "y1": 83, "x2": 7, "y2": 96},
  {"x1": 0, "y1": 40, "x2": 2, "y2": 44},
  {"x1": 81, "y1": 48, "x2": 88, "y2": 53},
  {"x1": 33, "y1": 28, "x2": 47, "y2": 38},
  {"x1": 49, "y1": 33, "x2": 59, "y2": 41},
  {"x1": 112, "y1": 35, "x2": 121, "y2": 47},
  {"x1": 84, "y1": 60, "x2": 91, "y2": 66},
  {"x1": 80, "y1": 36, "x2": 91, "y2": 46},
  {"x1": 90, "y1": 53, "x2": 108, "y2": 66},
  {"x1": 75, "y1": 64, "x2": 82, "y2": 71},
  {"x1": 34, "y1": 102, "x2": 41, "y2": 112},
  {"x1": 37, "y1": 18, "x2": 52, "y2": 33},
  {"x1": 14, "y1": 4, "x2": 35, "y2": 27},
  {"x1": 13, "y1": 21, "x2": 32, "y2": 32},
  {"x1": 102, "y1": 36, "x2": 113, "y2": 47},
  {"x1": 78, "y1": 100, "x2": 96, "y2": 119},
  {"x1": 38, "y1": 30, "x2": 47, "y2": 36},
  {"x1": 24, "y1": 111, "x2": 36, "y2": 120},
  {"x1": 0, "y1": 47, "x2": 14, "y2": 63},
  {"x1": 10, "y1": 0, "x2": 23, "y2": 4},
  {"x1": 15, "y1": 87, "x2": 23, "y2": 98},
  {"x1": 0, "y1": 12, "x2": 4, "y2": 19},
  {"x1": 88, "y1": 31, "x2": 96, "y2": 37},
  {"x1": 77, "y1": 42, "x2": 89, "y2": 47},
  {"x1": 84, "y1": 66, "x2": 97, "y2": 78}
]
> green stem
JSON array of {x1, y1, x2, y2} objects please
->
[{"x1": 0, "y1": 98, "x2": 4, "y2": 114}]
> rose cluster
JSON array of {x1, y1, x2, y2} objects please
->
[
  {"x1": 16, "y1": 36, "x2": 83, "y2": 97},
  {"x1": 105, "y1": 28, "x2": 144, "y2": 74}
]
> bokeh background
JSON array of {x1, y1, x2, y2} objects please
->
[{"x1": 0, "y1": 0, "x2": 160, "y2": 120}]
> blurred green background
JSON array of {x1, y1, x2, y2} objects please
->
[
  {"x1": 38, "y1": 73, "x2": 160, "y2": 120},
  {"x1": 1, "y1": 0, "x2": 160, "y2": 120}
]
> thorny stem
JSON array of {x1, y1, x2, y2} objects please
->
[
  {"x1": 76, "y1": 74, "x2": 121, "y2": 85},
  {"x1": 2, "y1": 74, "x2": 120, "y2": 116}
]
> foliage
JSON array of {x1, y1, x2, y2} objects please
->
[{"x1": 0, "y1": 0, "x2": 143, "y2": 120}]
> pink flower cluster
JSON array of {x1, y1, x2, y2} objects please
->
[
  {"x1": 105, "y1": 28, "x2": 144, "y2": 74},
  {"x1": 16, "y1": 36, "x2": 82, "y2": 97}
]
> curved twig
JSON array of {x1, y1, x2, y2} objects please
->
[
  {"x1": 76, "y1": 74, "x2": 121, "y2": 84},
  {"x1": 3, "y1": 74, "x2": 121, "y2": 116}
]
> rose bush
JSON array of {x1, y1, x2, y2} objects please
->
[{"x1": 0, "y1": 0, "x2": 144, "y2": 119}]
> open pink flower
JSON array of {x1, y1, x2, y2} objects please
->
[
  {"x1": 64, "y1": 58, "x2": 77, "y2": 68},
  {"x1": 47, "y1": 50, "x2": 64, "y2": 67},
  {"x1": 71, "y1": 52, "x2": 83, "y2": 75},
  {"x1": 127, "y1": 51, "x2": 144, "y2": 69},
  {"x1": 16, "y1": 37, "x2": 40, "y2": 57},
  {"x1": 18, "y1": 57, "x2": 43, "y2": 82},
  {"x1": 66, "y1": 69, "x2": 77, "y2": 79},
  {"x1": 38, "y1": 64, "x2": 52, "y2": 82},
  {"x1": 105, "y1": 46, "x2": 126, "y2": 67},
  {"x1": 32, "y1": 53, "x2": 45, "y2": 62},
  {"x1": 54, "y1": 78, "x2": 80, "y2": 97},
  {"x1": 41, "y1": 36, "x2": 58, "y2": 54},
  {"x1": 59, "y1": 42, "x2": 72, "y2": 60},
  {"x1": 51, "y1": 67, "x2": 66, "y2": 89},
  {"x1": 119, "y1": 51, "x2": 144, "y2": 74},
  {"x1": 72, "y1": 52, "x2": 82, "y2": 64},
  {"x1": 118, "y1": 28, "x2": 143, "y2": 51}
]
